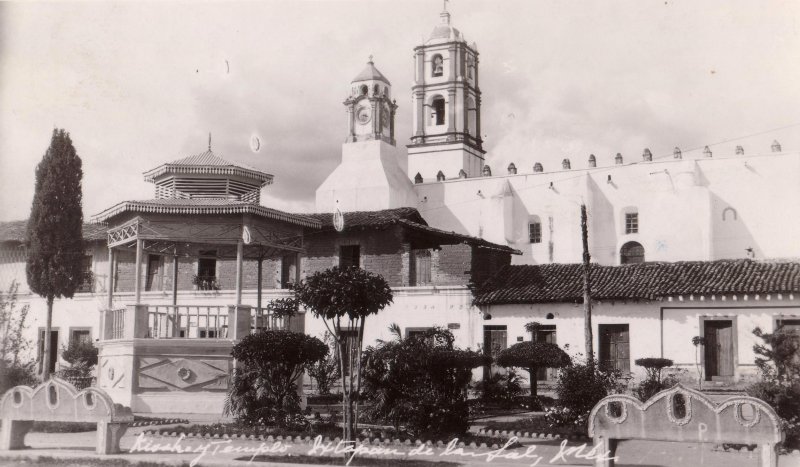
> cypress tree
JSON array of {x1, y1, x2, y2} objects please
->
[{"x1": 25, "y1": 129, "x2": 85, "y2": 380}]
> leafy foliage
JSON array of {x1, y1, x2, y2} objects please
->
[
  {"x1": 294, "y1": 266, "x2": 393, "y2": 322},
  {"x1": 472, "y1": 369, "x2": 524, "y2": 408},
  {"x1": 746, "y1": 326, "x2": 800, "y2": 448},
  {"x1": 361, "y1": 326, "x2": 488, "y2": 438},
  {"x1": 25, "y1": 129, "x2": 84, "y2": 379},
  {"x1": 293, "y1": 266, "x2": 393, "y2": 442},
  {"x1": 307, "y1": 331, "x2": 340, "y2": 395},
  {"x1": 62, "y1": 339, "x2": 98, "y2": 367},
  {"x1": 496, "y1": 341, "x2": 570, "y2": 408},
  {"x1": 549, "y1": 360, "x2": 620, "y2": 429},
  {"x1": 0, "y1": 280, "x2": 38, "y2": 393},
  {"x1": 225, "y1": 330, "x2": 327, "y2": 427},
  {"x1": 632, "y1": 359, "x2": 682, "y2": 403},
  {"x1": 266, "y1": 296, "x2": 299, "y2": 319},
  {"x1": 634, "y1": 357, "x2": 674, "y2": 383}
]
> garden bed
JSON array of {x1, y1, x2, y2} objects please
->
[
  {"x1": 478, "y1": 415, "x2": 587, "y2": 439},
  {"x1": 146, "y1": 422, "x2": 521, "y2": 448}
]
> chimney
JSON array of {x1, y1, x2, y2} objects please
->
[
  {"x1": 562, "y1": 158, "x2": 571, "y2": 170},
  {"x1": 673, "y1": 147, "x2": 682, "y2": 159},
  {"x1": 414, "y1": 173, "x2": 423, "y2": 184},
  {"x1": 482, "y1": 165, "x2": 492, "y2": 177},
  {"x1": 642, "y1": 148, "x2": 653, "y2": 162},
  {"x1": 507, "y1": 163, "x2": 517, "y2": 175},
  {"x1": 458, "y1": 169, "x2": 468, "y2": 179},
  {"x1": 436, "y1": 170, "x2": 446, "y2": 181},
  {"x1": 615, "y1": 153, "x2": 623, "y2": 165},
  {"x1": 588, "y1": 154, "x2": 596, "y2": 168},
  {"x1": 533, "y1": 162, "x2": 544, "y2": 173}
]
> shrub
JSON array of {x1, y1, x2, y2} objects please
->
[
  {"x1": 307, "y1": 331, "x2": 340, "y2": 395},
  {"x1": 62, "y1": 339, "x2": 98, "y2": 367},
  {"x1": 746, "y1": 326, "x2": 800, "y2": 449},
  {"x1": 472, "y1": 369, "x2": 524, "y2": 408},
  {"x1": 361, "y1": 326, "x2": 488, "y2": 438},
  {"x1": 633, "y1": 357, "x2": 675, "y2": 402},
  {"x1": 497, "y1": 341, "x2": 571, "y2": 409},
  {"x1": 549, "y1": 361, "x2": 619, "y2": 429},
  {"x1": 225, "y1": 330, "x2": 327, "y2": 428},
  {"x1": 0, "y1": 280, "x2": 38, "y2": 393}
]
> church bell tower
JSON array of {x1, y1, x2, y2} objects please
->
[
  {"x1": 315, "y1": 58, "x2": 415, "y2": 213},
  {"x1": 407, "y1": 5, "x2": 485, "y2": 181}
]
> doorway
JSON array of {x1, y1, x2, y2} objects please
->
[
  {"x1": 704, "y1": 320, "x2": 734, "y2": 381},
  {"x1": 533, "y1": 325, "x2": 557, "y2": 381},
  {"x1": 483, "y1": 325, "x2": 507, "y2": 378}
]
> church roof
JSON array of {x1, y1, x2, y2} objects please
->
[
  {"x1": 90, "y1": 199, "x2": 320, "y2": 228},
  {"x1": 473, "y1": 259, "x2": 800, "y2": 305},
  {"x1": 142, "y1": 150, "x2": 273, "y2": 185},
  {"x1": 351, "y1": 60, "x2": 391, "y2": 85}
]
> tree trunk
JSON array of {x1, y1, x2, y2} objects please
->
[
  {"x1": 581, "y1": 204, "x2": 594, "y2": 364},
  {"x1": 352, "y1": 320, "x2": 365, "y2": 444},
  {"x1": 529, "y1": 367, "x2": 538, "y2": 408},
  {"x1": 42, "y1": 296, "x2": 54, "y2": 380}
]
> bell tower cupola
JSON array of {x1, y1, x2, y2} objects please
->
[
  {"x1": 407, "y1": 3, "x2": 485, "y2": 181},
  {"x1": 346, "y1": 57, "x2": 397, "y2": 145}
]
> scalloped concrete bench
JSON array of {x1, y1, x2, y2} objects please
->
[
  {"x1": 0, "y1": 378, "x2": 134, "y2": 454},
  {"x1": 589, "y1": 384, "x2": 784, "y2": 467}
]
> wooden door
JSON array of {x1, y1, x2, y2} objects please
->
[
  {"x1": 599, "y1": 324, "x2": 630, "y2": 373},
  {"x1": 483, "y1": 326, "x2": 507, "y2": 378},
  {"x1": 704, "y1": 320, "x2": 734, "y2": 380},
  {"x1": 535, "y1": 326, "x2": 557, "y2": 381}
]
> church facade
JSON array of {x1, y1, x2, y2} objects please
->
[{"x1": 1, "y1": 6, "x2": 799, "y2": 413}]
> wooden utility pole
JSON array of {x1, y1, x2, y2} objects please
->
[{"x1": 581, "y1": 204, "x2": 594, "y2": 364}]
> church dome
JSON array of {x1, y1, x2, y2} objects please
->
[
  {"x1": 427, "y1": 10, "x2": 463, "y2": 44},
  {"x1": 351, "y1": 58, "x2": 390, "y2": 85}
]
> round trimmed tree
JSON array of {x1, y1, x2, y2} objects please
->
[
  {"x1": 294, "y1": 266, "x2": 393, "y2": 443},
  {"x1": 26, "y1": 129, "x2": 84, "y2": 380},
  {"x1": 497, "y1": 341, "x2": 571, "y2": 408}
]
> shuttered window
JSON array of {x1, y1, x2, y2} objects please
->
[
  {"x1": 599, "y1": 324, "x2": 630, "y2": 373},
  {"x1": 411, "y1": 249, "x2": 432, "y2": 286}
]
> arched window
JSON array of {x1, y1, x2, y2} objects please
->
[
  {"x1": 360, "y1": 85, "x2": 368, "y2": 96},
  {"x1": 466, "y1": 55, "x2": 474, "y2": 79},
  {"x1": 620, "y1": 241, "x2": 645, "y2": 264},
  {"x1": 432, "y1": 54, "x2": 444, "y2": 77},
  {"x1": 528, "y1": 216, "x2": 542, "y2": 244},
  {"x1": 431, "y1": 97, "x2": 445, "y2": 126},
  {"x1": 373, "y1": 84, "x2": 380, "y2": 96}
]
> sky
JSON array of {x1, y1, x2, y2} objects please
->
[{"x1": 1, "y1": 0, "x2": 799, "y2": 221}]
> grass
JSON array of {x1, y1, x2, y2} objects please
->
[
  {"x1": 239, "y1": 455, "x2": 459, "y2": 466},
  {"x1": 0, "y1": 456, "x2": 189, "y2": 467}
]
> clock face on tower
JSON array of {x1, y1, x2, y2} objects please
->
[{"x1": 356, "y1": 106, "x2": 371, "y2": 125}]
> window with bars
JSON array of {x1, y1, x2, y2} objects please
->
[
  {"x1": 625, "y1": 212, "x2": 639, "y2": 234},
  {"x1": 529, "y1": 221, "x2": 542, "y2": 244}
]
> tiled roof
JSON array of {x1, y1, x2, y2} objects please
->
[
  {"x1": 473, "y1": 260, "x2": 800, "y2": 305},
  {"x1": 142, "y1": 150, "x2": 273, "y2": 185},
  {"x1": 0, "y1": 220, "x2": 107, "y2": 243},
  {"x1": 91, "y1": 199, "x2": 321, "y2": 228},
  {"x1": 299, "y1": 207, "x2": 519, "y2": 254},
  {"x1": 300, "y1": 207, "x2": 425, "y2": 230}
]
